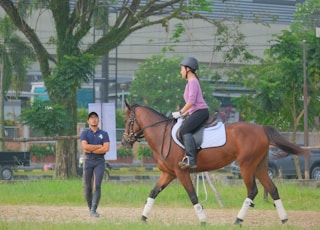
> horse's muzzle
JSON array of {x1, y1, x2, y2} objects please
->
[{"x1": 121, "y1": 135, "x2": 133, "y2": 149}]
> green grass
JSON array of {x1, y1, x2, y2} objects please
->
[
  {"x1": 1, "y1": 178, "x2": 319, "y2": 210},
  {"x1": 0, "y1": 221, "x2": 289, "y2": 230},
  {"x1": 0, "y1": 175, "x2": 319, "y2": 229},
  {"x1": 14, "y1": 167, "x2": 162, "y2": 176}
]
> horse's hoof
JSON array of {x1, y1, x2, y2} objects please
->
[
  {"x1": 141, "y1": 215, "x2": 147, "y2": 222},
  {"x1": 234, "y1": 218, "x2": 243, "y2": 226},
  {"x1": 281, "y1": 219, "x2": 288, "y2": 224}
]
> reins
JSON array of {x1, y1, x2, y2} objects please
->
[{"x1": 124, "y1": 105, "x2": 175, "y2": 160}]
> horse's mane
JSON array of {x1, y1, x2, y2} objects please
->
[{"x1": 132, "y1": 104, "x2": 169, "y2": 119}]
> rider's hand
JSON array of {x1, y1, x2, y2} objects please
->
[{"x1": 172, "y1": 111, "x2": 182, "y2": 119}]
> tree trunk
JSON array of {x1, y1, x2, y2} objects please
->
[
  {"x1": 292, "y1": 126, "x2": 303, "y2": 179},
  {"x1": 55, "y1": 139, "x2": 77, "y2": 179},
  {"x1": 55, "y1": 91, "x2": 78, "y2": 179}
]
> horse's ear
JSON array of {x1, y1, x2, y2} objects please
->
[{"x1": 125, "y1": 99, "x2": 130, "y2": 110}]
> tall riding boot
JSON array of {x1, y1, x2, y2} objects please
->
[
  {"x1": 178, "y1": 133, "x2": 197, "y2": 169},
  {"x1": 90, "y1": 191, "x2": 101, "y2": 217}
]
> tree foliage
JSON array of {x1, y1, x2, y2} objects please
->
[
  {"x1": 128, "y1": 54, "x2": 220, "y2": 114},
  {"x1": 0, "y1": 15, "x2": 35, "y2": 150},
  {"x1": 20, "y1": 99, "x2": 72, "y2": 136},
  {"x1": 45, "y1": 54, "x2": 96, "y2": 104},
  {"x1": 232, "y1": 0, "x2": 320, "y2": 132},
  {"x1": 0, "y1": 15, "x2": 35, "y2": 95},
  {"x1": 0, "y1": 0, "x2": 255, "y2": 178}
]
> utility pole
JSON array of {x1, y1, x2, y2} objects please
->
[
  {"x1": 0, "y1": 51, "x2": 4, "y2": 151},
  {"x1": 302, "y1": 39, "x2": 309, "y2": 179},
  {"x1": 94, "y1": 4, "x2": 109, "y2": 103},
  {"x1": 101, "y1": 5, "x2": 109, "y2": 103}
]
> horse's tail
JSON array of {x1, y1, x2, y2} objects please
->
[{"x1": 263, "y1": 125, "x2": 310, "y2": 157}]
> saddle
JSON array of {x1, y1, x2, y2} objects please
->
[{"x1": 176, "y1": 112, "x2": 219, "y2": 148}]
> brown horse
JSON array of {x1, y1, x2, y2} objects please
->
[{"x1": 121, "y1": 101, "x2": 310, "y2": 226}]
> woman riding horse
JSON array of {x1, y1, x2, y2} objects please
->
[
  {"x1": 172, "y1": 57, "x2": 209, "y2": 169},
  {"x1": 122, "y1": 102, "x2": 309, "y2": 226}
]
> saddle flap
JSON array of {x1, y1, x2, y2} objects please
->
[{"x1": 172, "y1": 118, "x2": 226, "y2": 149}]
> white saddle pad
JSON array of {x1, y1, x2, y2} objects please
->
[{"x1": 172, "y1": 118, "x2": 226, "y2": 149}]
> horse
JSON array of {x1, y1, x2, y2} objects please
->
[{"x1": 121, "y1": 101, "x2": 310, "y2": 226}]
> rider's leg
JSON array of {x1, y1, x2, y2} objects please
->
[
  {"x1": 179, "y1": 133, "x2": 197, "y2": 169},
  {"x1": 178, "y1": 109, "x2": 209, "y2": 169}
]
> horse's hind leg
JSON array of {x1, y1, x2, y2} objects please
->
[
  {"x1": 256, "y1": 171, "x2": 288, "y2": 224},
  {"x1": 141, "y1": 172, "x2": 175, "y2": 222}
]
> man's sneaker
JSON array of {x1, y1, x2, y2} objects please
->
[{"x1": 90, "y1": 210, "x2": 100, "y2": 217}]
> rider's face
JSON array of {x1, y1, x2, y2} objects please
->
[{"x1": 180, "y1": 66, "x2": 187, "y2": 78}]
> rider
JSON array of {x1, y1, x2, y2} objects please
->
[{"x1": 172, "y1": 57, "x2": 209, "y2": 169}]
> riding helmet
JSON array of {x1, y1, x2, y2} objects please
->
[{"x1": 180, "y1": 57, "x2": 199, "y2": 71}]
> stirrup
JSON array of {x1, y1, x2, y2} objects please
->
[{"x1": 178, "y1": 156, "x2": 197, "y2": 169}]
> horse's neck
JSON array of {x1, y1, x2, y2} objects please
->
[{"x1": 138, "y1": 113, "x2": 171, "y2": 154}]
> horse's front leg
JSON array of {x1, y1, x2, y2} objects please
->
[
  {"x1": 141, "y1": 171, "x2": 175, "y2": 222},
  {"x1": 176, "y1": 170, "x2": 207, "y2": 226}
]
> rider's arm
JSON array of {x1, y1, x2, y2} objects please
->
[{"x1": 180, "y1": 102, "x2": 193, "y2": 116}]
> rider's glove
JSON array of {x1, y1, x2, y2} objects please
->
[{"x1": 172, "y1": 111, "x2": 182, "y2": 119}]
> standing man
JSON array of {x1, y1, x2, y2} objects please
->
[{"x1": 80, "y1": 111, "x2": 110, "y2": 217}]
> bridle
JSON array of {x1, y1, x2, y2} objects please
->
[
  {"x1": 121, "y1": 105, "x2": 173, "y2": 150},
  {"x1": 122, "y1": 107, "x2": 144, "y2": 146}
]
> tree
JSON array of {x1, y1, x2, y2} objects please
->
[
  {"x1": 0, "y1": 0, "x2": 254, "y2": 178},
  {"x1": 128, "y1": 54, "x2": 220, "y2": 114},
  {"x1": 233, "y1": 2, "x2": 320, "y2": 131},
  {"x1": 231, "y1": 0, "x2": 320, "y2": 179},
  {"x1": 0, "y1": 15, "x2": 35, "y2": 150}
]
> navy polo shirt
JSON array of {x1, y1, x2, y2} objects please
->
[{"x1": 80, "y1": 128, "x2": 110, "y2": 146}]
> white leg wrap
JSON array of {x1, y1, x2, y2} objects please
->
[
  {"x1": 142, "y1": 197, "x2": 154, "y2": 218},
  {"x1": 237, "y1": 198, "x2": 253, "y2": 221},
  {"x1": 274, "y1": 199, "x2": 287, "y2": 221},
  {"x1": 194, "y1": 203, "x2": 207, "y2": 223}
]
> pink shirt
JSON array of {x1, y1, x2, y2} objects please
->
[{"x1": 183, "y1": 78, "x2": 208, "y2": 114}]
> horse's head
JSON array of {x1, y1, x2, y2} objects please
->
[{"x1": 121, "y1": 101, "x2": 144, "y2": 149}]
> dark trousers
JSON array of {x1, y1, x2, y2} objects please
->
[
  {"x1": 84, "y1": 158, "x2": 105, "y2": 209},
  {"x1": 180, "y1": 108, "x2": 209, "y2": 135}
]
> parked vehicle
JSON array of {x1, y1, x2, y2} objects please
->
[
  {"x1": 77, "y1": 155, "x2": 112, "y2": 182},
  {"x1": 231, "y1": 147, "x2": 320, "y2": 180},
  {"x1": 0, "y1": 151, "x2": 30, "y2": 180}
]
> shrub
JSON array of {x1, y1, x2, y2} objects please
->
[
  {"x1": 4, "y1": 119, "x2": 17, "y2": 126},
  {"x1": 137, "y1": 145, "x2": 153, "y2": 159},
  {"x1": 30, "y1": 144, "x2": 56, "y2": 160},
  {"x1": 117, "y1": 147, "x2": 133, "y2": 158}
]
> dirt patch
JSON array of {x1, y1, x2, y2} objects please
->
[{"x1": 0, "y1": 205, "x2": 319, "y2": 229}]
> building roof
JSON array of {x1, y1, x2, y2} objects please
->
[{"x1": 202, "y1": 0, "x2": 306, "y2": 25}]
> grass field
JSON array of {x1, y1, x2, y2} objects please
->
[{"x1": 1, "y1": 171, "x2": 319, "y2": 229}]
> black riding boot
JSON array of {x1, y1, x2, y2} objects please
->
[
  {"x1": 90, "y1": 191, "x2": 101, "y2": 217},
  {"x1": 178, "y1": 133, "x2": 197, "y2": 169}
]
